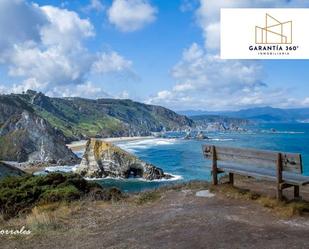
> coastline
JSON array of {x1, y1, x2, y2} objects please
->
[{"x1": 67, "y1": 136, "x2": 156, "y2": 152}]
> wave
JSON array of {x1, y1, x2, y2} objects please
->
[
  {"x1": 208, "y1": 138, "x2": 234, "y2": 141},
  {"x1": 85, "y1": 173, "x2": 183, "y2": 182},
  {"x1": 117, "y1": 138, "x2": 178, "y2": 153},
  {"x1": 261, "y1": 130, "x2": 305, "y2": 134},
  {"x1": 42, "y1": 165, "x2": 182, "y2": 183},
  {"x1": 276, "y1": 131, "x2": 305, "y2": 134}
]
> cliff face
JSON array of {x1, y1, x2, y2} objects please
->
[
  {"x1": 75, "y1": 139, "x2": 172, "y2": 180},
  {"x1": 0, "y1": 111, "x2": 79, "y2": 164}
]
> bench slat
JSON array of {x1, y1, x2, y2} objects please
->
[
  {"x1": 216, "y1": 163, "x2": 309, "y2": 186},
  {"x1": 203, "y1": 145, "x2": 302, "y2": 173}
]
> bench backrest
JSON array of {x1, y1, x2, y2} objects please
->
[{"x1": 202, "y1": 144, "x2": 303, "y2": 173}]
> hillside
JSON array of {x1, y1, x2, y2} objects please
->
[
  {"x1": 190, "y1": 115, "x2": 251, "y2": 126},
  {"x1": 0, "y1": 90, "x2": 193, "y2": 142},
  {"x1": 179, "y1": 106, "x2": 309, "y2": 123}
]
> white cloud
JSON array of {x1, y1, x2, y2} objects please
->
[
  {"x1": 5, "y1": 5, "x2": 95, "y2": 87},
  {"x1": 0, "y1": 0, "x2": 136, "y2": 98},
  {"x1": 83, "y1": 0, "x2": 105, "y2": 13},
  {"x1": 40, "y1": 6, "x2": 95, "y2": 50},
  {"x1": 7, "y1": 41, "x2": 93, "y2": 86},
  {"x1": 148, "y1": 43, "x2": 270, "y2": 110},
  {"x1": 148, "y1": 0, "x2": 309, "y2": 110},
  {"x1": 46, "y1": 81, "x2": 110, "y2": 99},
  {"x1": 172, "y1": 43, "x2": 264, "y2": 93},
  {"x1": 0, "y1": 0, "x2": 47, "y2": 59},
  {"x1": 92, "y1": 51, "x2": 132, "y2": 74},
  {"x1": 11, "y1": 78, "x2": 47, "y2": 93},
  {"x1": 108, "y1": 0, "x2": 157, "y2": 32},
  {"x1": 117, "y1": 90, "x2": 130, "y2": 99}
]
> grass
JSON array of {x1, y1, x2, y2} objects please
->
[
  {"x1": 25, "y1": 207, "x2": 60, "y2": 231},
  {"x1": 136, "y1": 191, "x2": 162, "y2": 205},
  {"x1": 134, "y1": 181, "x2": 210, "y2": 205},
  {"x1": 209, "y1": 182, "x2": 309, "y2": 217}
]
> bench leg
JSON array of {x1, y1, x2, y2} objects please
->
[
  {"x1": 212, "y1": 170, "x2": 218, "y2": 185},
  {"x1": 229, "y1": 173, "x2": 234, "y2": 185},
  {"x1": 294, "y1": 185, "x2": 300, "y2": 199},
  {"x1": 276, "y1": 186, "x2": 283, "y2": 201}
]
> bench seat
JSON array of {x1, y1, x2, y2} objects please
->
[{"x1": 217, "y1": 163, "x2": 309, "y2": 186}]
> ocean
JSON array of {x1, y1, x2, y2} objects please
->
[
  {"x1": 94, "y1": 123, "x2": 309, "y2": 192},
  {"x1": 43, "y1": 123, "x2": 309, "y2": 193}
]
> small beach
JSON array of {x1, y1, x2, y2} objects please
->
[{"x1": 67, "y1": 136, "x2": 156, "y2": 152}]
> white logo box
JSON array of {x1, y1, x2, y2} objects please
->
[{"x1": 220, "y1": 8, "x2": 309, "y2": 59}]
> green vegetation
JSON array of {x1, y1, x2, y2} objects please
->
[
  {"x1": 0, "y1": 173, "x2": 122, "y2": 219},
  {"x1": 0, "y1": 91, "x2": 193, "y2": 142}
]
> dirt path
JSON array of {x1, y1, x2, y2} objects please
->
[{"x1": 2, "y1": 179, "x2": 309, "y2": 249}]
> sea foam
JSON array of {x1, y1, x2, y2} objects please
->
[
  {"x1": 117, "y1": 138, "x2": 178, "y2": 153},
  {"x1": 84, "y1": 173, "x2": 183, "y2": 182}
]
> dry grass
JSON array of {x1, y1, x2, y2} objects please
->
[
  {"x1": 2, "y1": 201, "x2": 85, "y2": 235},
  {"x1": 25, "y1": 207, "x2": 59, "y2": 231},
  {"x1": 133, "y1": 181, "x2": 210, "y2": 205},
  {"x1": 135, "y1": 191, "x2": 162, "y2": 205},
  {"x1": 210, "y1": 183, "x2": 309, "y2": 217}
]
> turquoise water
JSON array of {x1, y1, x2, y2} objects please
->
[{"x1": 97, "y1": 123, "x2": 309, "y2": 192}]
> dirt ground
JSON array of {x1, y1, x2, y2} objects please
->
[{"x1": 2, "y1": 177, "x2": 309, "y2": 249}]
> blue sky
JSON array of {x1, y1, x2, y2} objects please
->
[{"x1": 0, "y1": 0, "x2": 309, "y2": 111}]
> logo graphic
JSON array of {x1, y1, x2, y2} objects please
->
[
  {"x1": 221, "y1": 8, "x2": 306, "y2": 59},
  {"x1": 255, "y1": 14, "x2": 292, "y2": 44}
]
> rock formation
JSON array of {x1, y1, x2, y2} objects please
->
[
  {"x1": 184, "y1": 131, "x2": 209, "y2": 140},
  {"x1": 75, "y1": 139, "x2": 172, "y2": 180},
  {"x1": 0, "y1": 111, "x2": 79, "y2": 164},
  {"x1": 196, "y1": 131, "x2": 209, "y2": 140}
]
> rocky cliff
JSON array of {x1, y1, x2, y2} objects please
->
[
  {"x1": 75, "y1": 139, "x2": 172, "y2": 180},
  {"x1": 0, "y1": 111, "x2": 79, "y2": 164}
]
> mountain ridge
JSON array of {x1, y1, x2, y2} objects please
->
[
  {"x1": 0, "y1": 90, "x2": 194, "y2": 142},
  {"x1": 178, "y1": 106, "x2": 309, "y2": 123}
]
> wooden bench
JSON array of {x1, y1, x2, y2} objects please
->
[{"x1": 202, "y1": 144, "x2": 309, "y2": 200}]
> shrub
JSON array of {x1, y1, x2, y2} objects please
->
[{"x1": 0, "y1": 173, "x2": 121, "y2": 219}]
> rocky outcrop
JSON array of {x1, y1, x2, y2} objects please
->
[
  {"x1": 75, "y1": 139, "x2": 172, "y2": 180},
  {"x1": 0, "y1": 111, "x2": 79, "y2": 164},
  {"x1": 184, "y1": 131, "x2": 209, "y2": 140},
  {"x1": 0, "y1": 162, "x2": 26, "y2": 179}
]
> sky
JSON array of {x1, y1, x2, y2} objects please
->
[{"x1": 0, "y1": 0, "x2": 309, "y2": 111}]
